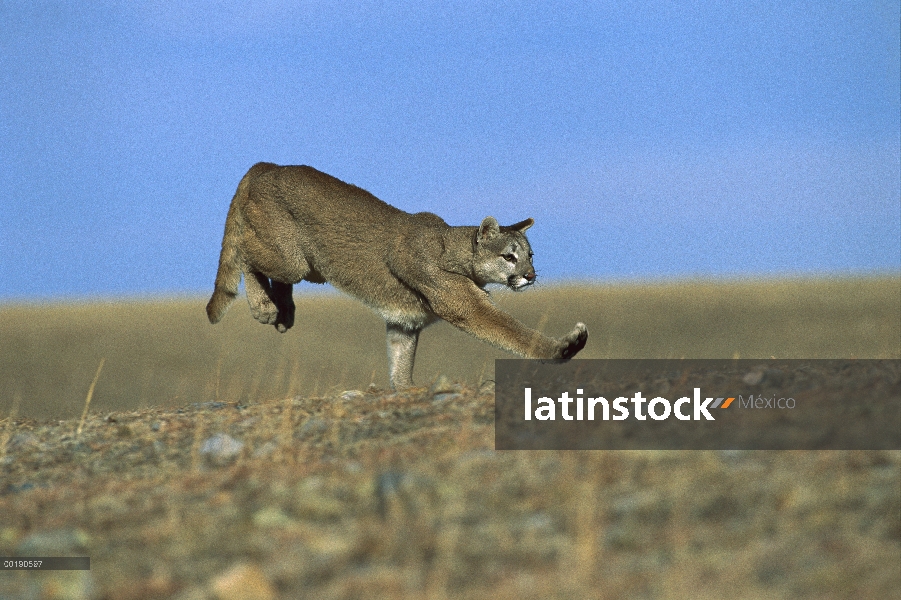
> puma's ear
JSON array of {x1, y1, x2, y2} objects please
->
[
  {"x1": 508, "y1": 218, "x2": 534, "y2": 233},
  {"x1": 477, "y1": 216, "x2": 500, "y2": 243}
]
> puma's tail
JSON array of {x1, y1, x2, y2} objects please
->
[
  {"x1": 206, "y1": 197, "x2": 243, "y2": 323},
  {"x1": 206, "y1": 162, "x2": 277, "y2": 324}
]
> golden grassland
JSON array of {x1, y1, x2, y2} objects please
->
[
  {"x1": 1, "y1": 276, "x2": 898, "y2": 419},
  {"x1": 0, "y1": 276, "x2": 898, "y2": 599}
]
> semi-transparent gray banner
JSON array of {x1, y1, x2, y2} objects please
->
[{"x1": 495, "y1": 359, "x2": 900, "y2": 450}]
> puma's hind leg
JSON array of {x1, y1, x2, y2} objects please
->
[
  {"x1": 241, "y1": 226, "x2": 310, "y2": 332},
  {"x1": 270, "y1": 280, "x2": 295, "y2": 333},
  {"x1": 244, "y1": 271, "x2": 297, "y2": 333},
  {"x1": 245, "y1": 270, "x2": 280, "y2": 326}
]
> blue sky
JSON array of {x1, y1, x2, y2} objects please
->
[{"x1": 1, "y1": 1, "x2": 898, "y2": 300}]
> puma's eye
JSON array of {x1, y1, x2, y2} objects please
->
[{"x1": 502, "y1": 254, "x2": 517, "y2": 263}]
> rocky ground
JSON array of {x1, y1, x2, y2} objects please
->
[{"x1": 1, "y1": 377, "x2": 899, "y2": 599}]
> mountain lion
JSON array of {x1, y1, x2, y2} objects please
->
[{"x1": 206, "y1": 163, "x2": 588, "y2": 390}]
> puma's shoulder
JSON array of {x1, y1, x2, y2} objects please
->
[
  {"x1": 384, "y1": 212, "x2": 448, "y2": 280},
  {"x1": 409, "y1": 211, "x2": 447, "y2": 228}
]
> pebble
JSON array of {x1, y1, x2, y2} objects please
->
[
  {"x1": 6, "y1": 432, "x2": 42, "y2": 452},
  {"x1": 432, "y1": 393, "x2": 461, "y2": 403},
  {"x1": 429, "y1": 375, "x2": 457, "y2": 396},
  {"x1": 190, "y1": 401, "x2": 227, "y2": 411},
  {"x1": 743, "y1": 367, "x2": 785, "y2": 386},
  {"x1": 743, "y1": 369, "x2": 765, "y2": 385},
  {"x1": 296, "y1": 418, "x2": 327, "y2": 438},
  {"x1": 199, "y1": 434, "x2": 244, "y2": 460}
]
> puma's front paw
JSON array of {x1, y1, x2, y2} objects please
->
[{"x1": 556, "y1": 322, "x2": 588, "y2": 359}]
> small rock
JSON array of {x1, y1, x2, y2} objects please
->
[
  {"x1": 210, "y1": 562, "x2": 275, "y2": 600},
  {"x1": 200, "y1": 434, "x2": 244, "y2": 460},
  {"x1": 430, "y1": 375, "x2": 457, "y2": 396},
  {"x1": 340, "y1": 390, "x2": 365, "y2": 401},
  {"x1": 296, "y1": 418, "x2": 327, "y2": 438},
  {"x1": 5, "y1": 481, "x2": 37, "y2": 494},
  {"x1": 433, "y1": 393, "x2": 462, "y2": 403},
  {"x1": 743, "y1": 369, "x2": 765, "y2": 385},
  {"x1": 191, "y1": 401, "x2": 227, "y2": 411},
  {"x1": 742, "y1": 368, "x2": 784, "y2": 386},
  {"x1": 5, "y1": 433, "x2": 41, "y2": 452}
]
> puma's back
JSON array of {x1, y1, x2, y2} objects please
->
[
  {"x1": 207, "y1": 163, "x2": 588, "y2": 389},
  {"x1": 238, "y1": 166, "x2": 403, "y2": 284},
  {"x1": 230, "y1": 165, "x2": 450, "y2": 325}
]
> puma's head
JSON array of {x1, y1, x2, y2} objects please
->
[{"x1": 472, "y1": 216, "x2": 536, "y2": 290}]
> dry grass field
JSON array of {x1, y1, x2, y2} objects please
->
[
  {"x1": 1, "y1": 276, "x2": 898, "y2": 419},
  {"x1": 0, "y1": 277, "x2": 899, "y2": 599}
]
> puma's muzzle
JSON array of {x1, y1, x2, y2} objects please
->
[{"x1": 509, "y1": 271, "x2": 536, "y2": 290}]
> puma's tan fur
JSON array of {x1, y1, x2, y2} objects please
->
[{"x1": 207, "y1": 163, "x2": 588, "y2": 389}]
